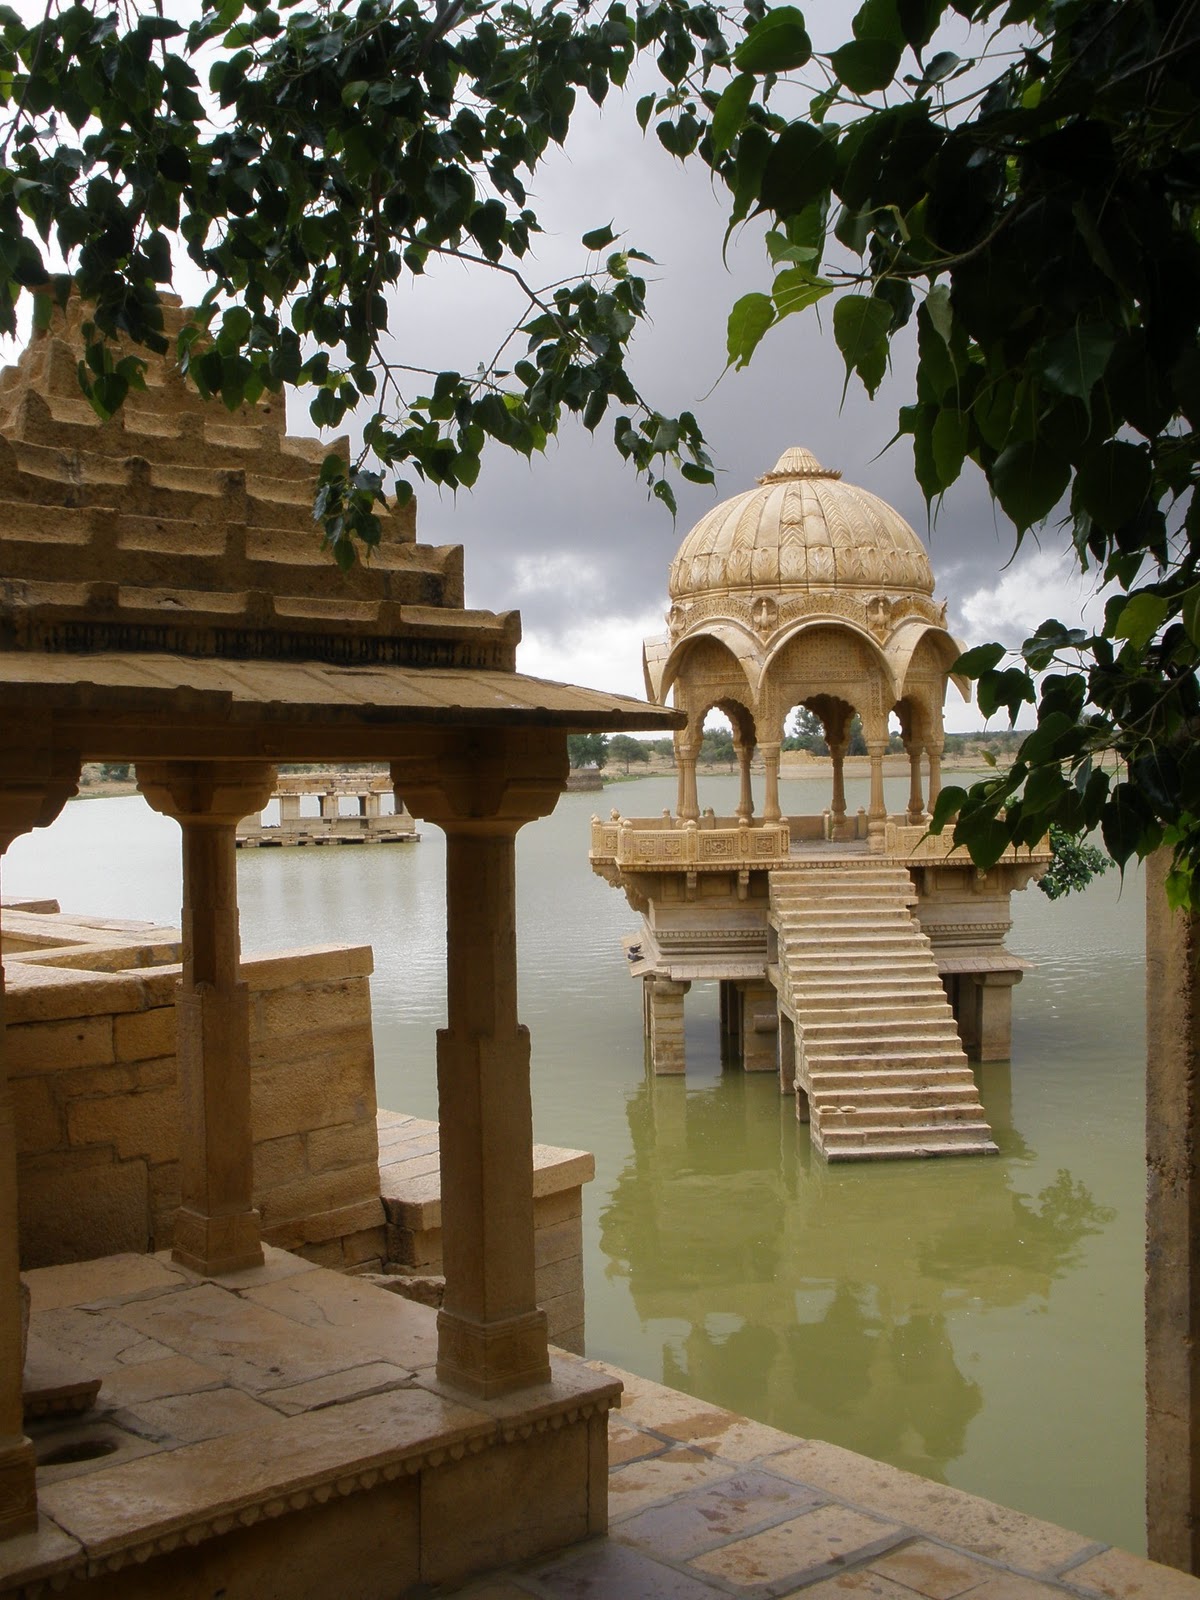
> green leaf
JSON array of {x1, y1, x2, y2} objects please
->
[
  {"x1": 726, "y1": 292, "x2": 775, "y2": 369},
  {"x1": 925, "y1": 283, "x2": 952, "y2": 344},
  {"x1": 582, "y1": 223, "x2": 617, "y2": 250},
  {"x1": 991, "y1": 440, "x2": 1070, "y2": 533},
  {"x1": 833, "y1": 294, "x2": 893, "y2": 398},
  {"x1": 772, "y1": 267, "x2": 833, "y2": 319},
  {"x1": 1111, "y1": 592, "x2": 1168, "y2": 652},
  {"x1": 1183, "y1": 583, "x2": 1200, "y2": 648},
  {"x1": 929, "y1": 785, "x2": 966, "y2": 832},
  {"x1": 830, "y1": 37, "x2": 903, "y2": 93},
  {"x1": 733, "y1": 7, "x2": 812, "y2": 74},
  {"x1": 759, "y1": 122, "x2": 836, "y2": 219},
  {"x1": 711, "y1": 74, "x2": 755, "y2": 157},
  {"x1": 1074, "y1": 440, "x2": 1152, "y2": 535},
  {"x1": 1035, "y1": 320, "x2": 1116, "y2": 406},
  {"x1": 930, "y1": 407, "x2": 968, "y2": 490}
]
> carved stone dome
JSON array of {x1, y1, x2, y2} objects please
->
[{"x1": 668, "y1": 446, "x2": 935, "y2": 604}]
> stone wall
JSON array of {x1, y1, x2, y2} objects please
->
[{"x1": 6, "y1": 943, "x2": 385, "y2": 1272}]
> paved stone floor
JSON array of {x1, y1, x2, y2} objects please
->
[{"x1": 453, "y1": 1361, "x2": 1200, "y2": 1600}]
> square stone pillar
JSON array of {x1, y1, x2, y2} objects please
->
[
  {"x1": 0, "y1": 737, "x2": 79, "y2": 1540},
  {"x1": 647, "y1": 977, "x2": 690, "y2": 1075},
  {"x1": 1146, "y1": 849, "x2": 1200, "y2": 1571},
  {"x1": 138, "y1": 761, "x2": 276, "y2": 1277},
  {"x1": 393, "y1": 729, "x2": 567, "y2": 1398},
  {"x1": 737, "y1": 979, "x2": 779, "y2": 1073},
  {"x1": 963, "y1": 972, "x2": 1021, "y2": 1062},
  {"x1": 778, "y1": 1010, "x2": 797, "y2": 1095},
  {"x1": 279, "y1": 793, "x2": 301, "y2": 823}
]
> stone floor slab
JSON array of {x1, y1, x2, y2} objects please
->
[
  {"x1": 1067, "y1": 1546, "x2": 1200, "y2": 1599},
  {"x1": 762, "y1": 1442, "x2": 1093, "y2": 1572},
  {"x1": 95, "y1": 1353, "x2": 226, "y2": 1407},
  {"x1": 526, "y1": 1538, "x2": 724, "y2": 1598},
  {"x1": 106, "y1": 1281, "x2": 396, "y2": 1393},
  {"x1": 867, "y1": 1538, "x2": 994, "y2": 1597},
  {"x1": 26, "y1": 1253, "x2": 191, "y2": 1313},
  {"x1": 244, "y1": 1266, "x2": 438, "y2": 1370},
  {"x1": 688, "y1": 1504, "x2": 904, "y2": 1595},
  {"x1": 259, "y1": 1361, "x2": 415, "y2": 1416},
  {"x1": 609, "y1": 1418, "x2": 668, "y2": 1469},
  {"x1": 791, "y1": 1574, "x2": 955, "y2": 1599},
  {"x1": 120, "y1": 1385, "x2": 281, "y2": 1444},
  {"x1": 609, "y1": 1449, "x2": 737, "y2": 1520},
  {"x1": 38, "y1": 1387, "x2": 489, "y2": 1556},
  {"x1": 614, "y1": 1468, "x2": 824, "y2": 1561}
]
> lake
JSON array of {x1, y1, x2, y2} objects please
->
[{"x1": 3, "y1": 769, "x2": 1147, "y2": 1553}]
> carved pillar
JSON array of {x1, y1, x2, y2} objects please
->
[
  {"x1": 733, "y1": 740, "x2": 754, "y2": 823},
  {"x1": 866, "y1": 740, "x2": 888, "y2": 846},
  {"x1": 829, "y1": 738, "x2": 849, "y2": 829},
  {"x1": 1146, "y1": 849, "x2": 1200, "y2": 1571},
  {"x1": 677, "y1": 736, "x2": 700, "y2": 823},
  {"x1": 648, "y1": 977, "x2": 690, "y2": 1075},
  {"x1": 392, "y1": 728, "x2": 565, "y2": 1398},
  {"x1": 905, "y1": 740, "x2": 925, "y2": 824},
  {"x1": 927, "y1": 733, "x2": 944, "y2": 808},
  {"x1": 138, "y1": 761, "x2": 276, "y2": 1276},
  {"x1": 0, "y1": 738, "x2": 79, "y2": 1539},
  {"x1": 760, "y1": 742, "x2": 782, "y2": 823}
]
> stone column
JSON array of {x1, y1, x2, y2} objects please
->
[
  {"x1": 778, "y1": 1010, "x2": 796, "y2": 1094},
  {"x1": 760, "y1": 741, "x2": 782, "y2": 823},
  {"x1": 971, "y1": 971, "x2": 1021, "y2": 1062},
  {"x1": 392, "y1": 729, "x2": 566, "y2": 1398},
  {"x1": 1146, "y1": 850, "x2": 1200, "y2": 1571},
  {"x1": 927, "y1": 738, "x2": 944, "y2": 808},
  {"x1": 364, "y1": 789, "x2": 381, "y2": 818},
  {"x1": 279, "y1": 793, "x2": 301, "y2": 823},
  {"x1": 738, "y1": 980, "x2": 779, "y2": 1073},
  {"x1": 867, "y1": 740, "x2": 888, "y2": 846},
  {"x1": 648, "y1": 977, "x2": 690, "y2": 1075},
  {"x1": 829, "y1": 738, "x2": 849, "y2": 829},
  {"x1": 0, "y1": 740, "x2": 79, "y2": 1540},
  {"x1": 905, "y1": 740, "x2": 925, "y2": 824},
  {"x1": 138, "y1": 761, "x2": 276, "y2": 1276},
  {"x1": 733, "y1": 740, "x2": 754, "y2": 823},
  {"x1": 676, "y1": 737, "x2": 700, "y2": 823},
  {"x1": 319, "y1": 788, "x2": 339, "y2": 820}
]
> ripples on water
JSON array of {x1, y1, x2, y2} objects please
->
[{"x1": 3, "y1": 774, "x2": 1146, "y2": 1553}]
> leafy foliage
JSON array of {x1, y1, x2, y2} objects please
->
[
  {"x1": 4, "y1": 0, "x2": 1197, "y2": 899},
  {"x1": 608, "y1": 733, "x2": 650, "y2": 772},
  {"x1": 0, "y1": 0, "x2": 717, "y2": 567},
  {"x1": 1038, "y1": 824, "x2": 1111, "y2": 902},
  {"x1": 662, "y1": 0, "x2": 1199, "y2": 903},
  {"x1": 567, "y1": 732, "x2": 607, "y2": 769}
]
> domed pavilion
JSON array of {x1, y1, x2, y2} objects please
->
[
  {"x1": 591, "y1": 448, "x2": 1050, "y2": 1162},
  {"x1": 644, "y1": 445, "x2": 966, "y2": 842}
]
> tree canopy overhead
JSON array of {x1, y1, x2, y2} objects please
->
[{"x1": 0, "y1": 0, "x2": 1197, "y2": 899}]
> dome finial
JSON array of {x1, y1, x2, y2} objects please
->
[{"x1": 758, "y1": 446, "x2": 842, "y2": 484}]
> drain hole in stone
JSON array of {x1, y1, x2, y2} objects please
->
[{"x1": 41, "y1": 1437, "x2": 121, "y2": 1466}]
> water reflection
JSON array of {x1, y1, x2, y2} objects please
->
[{"x1": 604, "y1": 1062, "x2": 1115, "y2": 1483}]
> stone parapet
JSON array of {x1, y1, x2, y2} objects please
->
[
  {"x1": 377, "y1": 1111, "x2": 592, "y2": 1354},
  {"x1": 5, "y1": 918, "x2": 384, "y2": 1272},
  {"x1": 591, "y1": 815, "x2": 791, "y2": 874}
]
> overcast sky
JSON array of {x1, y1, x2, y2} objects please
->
[{"x1": 338, "y1": 67, "x2": 1104, "y2": 735}]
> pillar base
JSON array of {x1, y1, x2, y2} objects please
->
[
  {"x1": 0, "y1": 1437, "x2": 37, "y2": 1542},
  {"x1": 171, "y1": 1207, "x2": 264, "y2": 1277},
  {"x1": 436, "y1": 1307, "x2": 551, "y2": 1398}
]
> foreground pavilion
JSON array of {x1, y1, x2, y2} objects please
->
[{"x1": 0, "y1": 300, "x2": 678, "y2": 1591}]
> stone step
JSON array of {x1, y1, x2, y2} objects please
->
[
  {"x1": 821, "y1": 1137, "x2": 1000, "y2": 1162},
  {"x1": 803, "y1": 1023, "x2": 964, "y2": 1050},
  {"x1": 807, "y1": 1051, "x2": 969, "y2": 1074},
  {"x1": 811, "y1": 1067, "x2": 980, "y2": 1092},
  {"x1": 818, "y1": 1118, "x2": 994, "y2": 1146},
  {"x1": 798, "y1": 1003, "x2": 955, "y2": 1024},
  {"x1": 816, "y1": 1095, "x2": 985, "y2": 1121}
]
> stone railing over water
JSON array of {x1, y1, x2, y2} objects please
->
[
  {"x1": 883, "y1": 817, "x2": 1053, "y2": 866},
  {"x1": 590, "y1": 813, "x2": 792, "y2": 873}
]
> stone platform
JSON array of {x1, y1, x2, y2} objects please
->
[
  {"x1": 2, "y1": 1249, "x2": 615, "y2": 1598},
  {"x1": 458, "y1": 1364, "x2": 1200, "y2": 1600}
]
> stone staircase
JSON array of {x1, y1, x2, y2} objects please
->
[{"x1": 769, "y1": 865, "x2": 998, "y2": 1161}]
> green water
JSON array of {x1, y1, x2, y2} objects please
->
[{"x1": 4, "y1": 773, "x2": 1146, "y2": 1552}]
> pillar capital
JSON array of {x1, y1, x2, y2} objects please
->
[
  {"x1": 137, "y1": 759, "x2": 276, "y2": 826},
  {"x1": 391, "y1": 727, "x2": 566, "y2": 835},
  {"x1": 0, "y1": 733, "x2": 80, "y2": 853}
]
